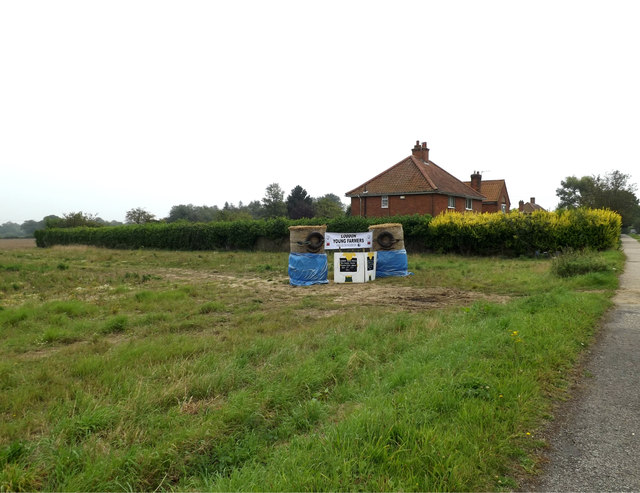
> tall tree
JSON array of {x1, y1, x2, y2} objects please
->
[
  {"x1": 0, "y1": 222, "x2": 24, "y2": 238},
  {"x1": 46, "y1": 212, "x2": 102, "y2": 228},
  {"x1": 314, "y1": 193, "x2": 345, "y2": 218},
  {"x1": 261, "y1": 183, "x2": 287, "y2": 218},
  {"x1": 286, "y1": 185, "x2": 315, "y2": 219},
  {"x1": 556, "y1": 176, "x2": 596, "y2": 209},
  {"x1": 556, "y1": 171, "x2": 640, "y2": 228},
  {"x1": 125, "y1": 207, "x2": 156, "y2": 224},
  {"x1": 246, "y1": 200, "x2": 263, "y2": 219},
  {"x1": 21, "y1": 219, "x2": 45, "y2": 236}
]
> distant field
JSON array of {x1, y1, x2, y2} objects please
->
[
  {"x1": 0, "y1": 244, "x2": 624, "y2": 491},
  {"x1": 0, "y1": 238, "x2": 36, "y2": 250}
]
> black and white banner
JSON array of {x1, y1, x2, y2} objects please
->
[{"x1": 325, "y1": 232, "x2": 372, "y2": 250}]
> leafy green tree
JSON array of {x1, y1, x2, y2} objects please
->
[
  {"x1": 261, "y1": 183, "x2": 287, "y2": 218},
  {"x1": 167, "y1": 204, "x2": 219, "y2": 223},
  {"x1": 20, "y1": 219, "x2": 45, "y2": 236},
  {"x1": 126, "y1": 207, "x2": 156, "y2": 224},
  {"x1": 217, "y1": 202, "x2": 253, "y2": 221},
  {"x1": 0, "y1": 222, "x2": 24, "y2": 238},
  {"x1": 556, "y1": 171, "x2": 640, "y2": 228},
  {"x1": 286, "y1": 185, "x2": 315, "y2": 219},
  {"x1": 314, "y1": 193, "x2": 345, "y2": 218},
  {"x1": 246, "y1": 200, "x2": 263, "y2": 219},
  {"x1": 556, "y1": 176, "x2": 596, "y2": 209},
  {"x1": 46, "y1": 212, "x2": 102, "y2": 228}
]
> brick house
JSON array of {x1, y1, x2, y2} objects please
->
[
  {"x1": 463, "y1": 174, "x2": 511, "y2": 213},
  {"x1": 345, "y1": 141, "x2": 485, "y2": 217},
  {"x1": 518, "y1": 197, "x2": 545, "y2": 213}
]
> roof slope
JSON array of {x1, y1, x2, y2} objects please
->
[
  {"x1": 463, "y1": 179, "x2": 509, "y2": 204},
  {"x1": 346, "y1": 155, "x2": 485, "y2": 199},
  {"x1": 522, "y1": 202, "x2": 546, "y2": 213}
]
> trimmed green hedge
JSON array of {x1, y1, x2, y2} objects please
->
[
  {"x1": 34, "y1": 215, "x2": 431, "y2": 251},
  {"x1": 34, "y1": 209, "x2": 621, "y2": 256}
]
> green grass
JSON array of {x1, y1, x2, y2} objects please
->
[{"x1": 0, "y1": 244, "x2": 624, "y2": 491}]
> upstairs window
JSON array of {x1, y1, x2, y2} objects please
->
[
  {"x1": 381, "y1": 196, "x2": 389, "y2": 208},
  {"x1": 465, "y1": 198, "x2": 473, "y2": 210},
  {"x1": 501, "y1": 203, "x2": 507, "y2": 213},
  {"x1": 448, "y1": 196, "x2": 456, "y2": 209}
]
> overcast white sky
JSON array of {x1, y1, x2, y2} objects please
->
[{"x1": 1, "y1": 1, "x2": 639, "y2": 224}]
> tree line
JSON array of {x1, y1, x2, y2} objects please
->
[
  {"x1": 0, "y1": 184, "x2": 347, "y2": 237},
  {"x1": 555, "y1": 170, "x2": 640, "y2": 231}
]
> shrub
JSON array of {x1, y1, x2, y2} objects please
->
[
  {"x1": 427, "y1": 209, "x2": 620, "y2": 256},
  {"x1": 551, "y1": 249, "x2": 611, "y2": 277}
]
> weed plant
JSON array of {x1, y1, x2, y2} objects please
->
[
  {"x1": 550, "y1": 249, "x2": 612, "y2": 277},
  {"x1": 0, "y1": 245, "x2": 624, "y2": 491}
]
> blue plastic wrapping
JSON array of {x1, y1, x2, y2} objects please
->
[
  {"x1": 376, "y1": 249, "x2": 412, "y2": 278},
  {"x1": 288, "y1": 253, "x2": 329, "y2": 286}
]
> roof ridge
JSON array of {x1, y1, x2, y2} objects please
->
[{"x1": 410, "y1": 155, "x2": 438, "y2": 190}]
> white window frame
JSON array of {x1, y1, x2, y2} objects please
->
[
  {"x1": 465, "y1": 198, "x2": 473, "y2": 210},
  {"x1": 448, "y1": 196, "x2": 456, "y2": 209},
  {"x1": 381, "y1": 195, "x2": 389, "y2": 209},
  {"x1": 501, "y1": 203, "x2": 507, "y2": 213}
]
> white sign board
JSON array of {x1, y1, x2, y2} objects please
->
[{"x1": 325, "y1": 232, "x2": 372, "y2": 250}]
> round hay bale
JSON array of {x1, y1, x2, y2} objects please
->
[
  {"x1": 289, "y1": 225, "x2": 327, "y2": 253},
  {"x1": 368, "y1": 223, "x2": 405, "y2": 251}
]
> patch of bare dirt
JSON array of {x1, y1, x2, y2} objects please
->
[{"x1": 153, "y1": 267, "x2": 510, "y2": 311}]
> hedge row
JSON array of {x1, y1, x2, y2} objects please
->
[
  {"x1": 34, "y1": 215, "x2": 431, "y2": 251},
  {"x1": 34, "y1": 209, "x2": 621, "y2": 255},
  {"x1": 427, "y1": 209, "x2": 621, "y2": 255}
]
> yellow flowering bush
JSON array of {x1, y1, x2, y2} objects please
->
[{"x1": 427, "y1": 208, "x2": 621, "y2": 255}]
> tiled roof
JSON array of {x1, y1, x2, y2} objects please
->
[
  {"x1": 346, "y1": 155, "x2": 485, "y2": 199},
  {"x1": 463, "y1": 179, "x2": 509, "y2": 204},
  {"x1": 522, "y1": 202, "x2": 545, "y2": 213}
]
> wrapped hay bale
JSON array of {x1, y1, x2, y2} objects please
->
[
  {"x1": 368, "y1": 223, "x2": 405, "y2": 251},
  {"x1": 288, "y1": 225, "x2": 328, "y2": 286},
  {"x1": 289, "y1": 225, "x2": 327, "y2": 254},
  {"x1": 368, "y1": 223, "x2": 411, "y2": 277}
]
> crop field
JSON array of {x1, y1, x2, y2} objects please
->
[{"x1": 0, "y1": 243, "x2": 624, "y2": 491}]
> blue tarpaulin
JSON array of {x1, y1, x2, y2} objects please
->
[
  {"x1": 288, "y1": 253, "x2": 329, "y2": 286},
  {"x1": 376, "y1": 249, "x2": 412, "y2": 278}
]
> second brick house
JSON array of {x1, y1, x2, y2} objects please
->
[
  {"x1": 463, "y1": 175, "x2": 511, "y2": 213},
  {"x1": 346, "y1": 140, "x2": 509, "y2": 217}
]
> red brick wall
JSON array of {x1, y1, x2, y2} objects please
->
[{"x1": 350, "y1": 194, "x2": 482, "y2": 217}]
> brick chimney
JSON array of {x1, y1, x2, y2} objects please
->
[
  {"x1": 519, "y1": 200, "x2": 524, "y2": 211},
  {"x1": 411, "y1": 140, "x2": 429, "y2": 162},
  {"x1": 470, "y1": 171, "x2": 482, "y2": 193},
  {"x1": 530, "y1": 197, "x2": 535, "y2": 204}
]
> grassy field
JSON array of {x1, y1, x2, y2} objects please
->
[{"x1": 0, "y1": 243, "x2": 624, "y2": 491}]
